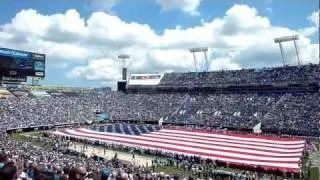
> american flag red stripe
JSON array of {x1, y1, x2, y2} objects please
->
[
  {"x1": 52, "y1": 128, "x2": 305, "y2": 172},
  {"x1": 143, "y1": 133, "x2": 303, "y2": 152}
]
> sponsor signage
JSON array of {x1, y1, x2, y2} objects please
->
[
  {"x1": 128, "y1": 73, "x2": 164, "y2": 85},
  {"x1": 32, "y1": 53, "x2": 45, "y2": 61},
  {"x1": 1, "y1": 76, "x2": 27, "y2": 82},
  {"x1": 0, "y1": 48, "x2": 31, "y2": 59},
  {"x1": 35, "y1": 72, "x2": 44, "y2": 77},
  {"x1": 9, "y1": 71, "x2": 17, "y2": 76}
]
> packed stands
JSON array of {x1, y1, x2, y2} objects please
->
[
  {"x1": 1, "y1": 91, "x2": 318, "y2": 135},
  {"x1": 0, "y1": 64, "x2": 319, "y2": 179},
  {"x1": 262, "y1": 93, "x2": 320, "y2": 136},
  {"x1": 159, "y1": 64, "x2": 320, "y2": 88},
  {"x1": 0, "y1": 64, "x2": 319, "y2": 136},
  {"x1": 104, "y1": 93, "x2": 187, "y2": 121},
  {"x1": 167, "y1": 93, "x2": 279, "y2": 128},
  {"x1": 0, "y1": 96, "x2": 98, "y2": 129}
]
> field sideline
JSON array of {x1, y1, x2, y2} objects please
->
[
  {"x1": 14, "y1": 131, "x2": 153, "y2": 166},
  {"x1": 69, "y1": 142, "x2": 153, "y2": 167}
]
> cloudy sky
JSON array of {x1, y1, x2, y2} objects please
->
[{"x1": 0, "y1": 0, "x2": 318, "y2": 88}]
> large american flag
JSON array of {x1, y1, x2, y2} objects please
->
[{"x1": 52, "y1": 127, "x2": 305, "y2": 172}]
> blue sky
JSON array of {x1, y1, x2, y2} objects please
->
[
  {"x1": 0, "y1": 0, "x2": 317, "y2": 35},
  {"x1": 0, "y1": 0, "x2": 318, "y2": 88}
]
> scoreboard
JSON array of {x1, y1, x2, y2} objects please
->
[{"x1": 0, "y1": 47, "x2": 45, "y2": 77}]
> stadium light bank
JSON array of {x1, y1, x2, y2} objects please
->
[
  {"x1": 118, "y1": 54, "x2": 130, "y2": 81},
  {"x1": 274, "y1": 35, "x2": 301, "y2": 66},
  {"x1": 189, "y1": 47, "x2": 209, "y2": 72}
]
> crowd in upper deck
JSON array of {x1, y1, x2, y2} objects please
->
[{"x1": 159, "y1": 64, "x2": 320, "y2": 87}]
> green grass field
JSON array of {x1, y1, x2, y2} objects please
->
[
  {"x1": 309, "y1": 167, "x2": 320, "y2": 180},
  {"x1": 11, "y1": 132, "x2": 56, "y2": 152}
]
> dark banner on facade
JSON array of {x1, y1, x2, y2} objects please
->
[{"x1": 1, "y1": 76, "x2": 27, "y2": 82}]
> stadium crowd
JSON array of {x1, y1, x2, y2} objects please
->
[
  {"x1": 103, "y1": 93, "x2": 187, "y2": 122},
  {"x1": 159, "y1": 64, "x2": 320, "y2": 87},
  {"x1": 0, "y1": 96, "x2": 99, "y2": 130},
  {"x1": 1, "y1": 91, "x2": 318, "y2": 136},
  {"x1": 0, "y1": 64, "x2": 319, "y2": 179}
]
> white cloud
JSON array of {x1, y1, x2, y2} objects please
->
[
  {"x1": 148, "y1": 49, "x2": 196, "y2": 71},
  {"x1": 0, "y1": 9, "x2": 90, "y2": 67},
  {"x1": 299, "y1": 26, "x2": 317, "y2": 37},
  {"x1": 86, "y1": 12, "x2": 159, "y2": 47},
  {"x1": 66, "y1": 58, "x2": 121, "y2": 81},
  {"x1": 0, "y1": 4, "x2": 318, "y2": 86},
  {"x1": 209, "y1": 57, "x2": 241, "y2": 71},
  {"x1": 2, "y1": 9, "x2": 89, "y2": 42},
  {"x1": 156, "y1": 0, "x2": 202, "y2": 16},
  {"x1": 299, "y1": 11, "x2": 319, "y2": 37},
  {"x1": 308, "y1": 10, "x2": 319, "y2": 27}
]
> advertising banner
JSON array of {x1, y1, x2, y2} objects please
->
[{"x1": 128, "y1": 73, "x2": 164, "y2": 85}]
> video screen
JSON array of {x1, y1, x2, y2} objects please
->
[
  {"x1": 0, "y1": 48, "x2": 45, "y2": 77},
  {"x1": 34, "y1": 61, "x2": 45, "y2": 71},
  {"x1": 0, "y1": 55, "x2": 33, "y2": 70}
]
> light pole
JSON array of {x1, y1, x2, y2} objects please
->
[
  {"x1": 117, "y1": 54, "x2": 130, "y2": 81},
  {"x1": 189, "y1": 47, "x2": 209, "y2": 72},
  {"x1": 274, "y1": 35, "x2": 301, "y2": 66}
]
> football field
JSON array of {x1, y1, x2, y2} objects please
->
[{"x1": 68, "y1": 142, "x2": 153, "y2": 167}]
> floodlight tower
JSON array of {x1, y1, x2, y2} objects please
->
[
  {"x1": 274, "y1": 35, "x2": 301, "y2": 66},
  {"x1": 190, "y1": 49, "x2": 198, "y2": 72},
  {"x1": 117, "y1": 54, "x2": 130, "y2": 81},
  {"x1": 292, "y1": 36, "x2": 301, "y2": 65},
  {"x1": 189, "y1": 47, "x2": 209, "y2": 72}
]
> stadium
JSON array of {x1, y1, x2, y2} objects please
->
[{"x1": 0, "y1": 1, "x2": 319, "y2": 180}]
